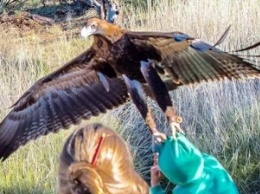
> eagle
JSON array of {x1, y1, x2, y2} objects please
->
[{"x1": 0, "y1": 17, "x2": 259, "y2": 161}]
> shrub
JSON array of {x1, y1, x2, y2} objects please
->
[{"x1": 0, "y1": 0, "x2": 27, "y2": 13}]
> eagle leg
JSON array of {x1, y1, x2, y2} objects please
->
[
  {"x1": 165, "y1": 106, "x2": 185, "y2": 138},
  {"x1": 140, "y1": 60, "x2": 184, "y2": 138},
  {"x1": 123, "y1": 74, "x2": 158, "y2": 134},
  {"x1": 122, "y1": 74, "x2": 168, "y2": 141},
  {"x1": 123, "y1": 75, "x2": 184, "y2": 142}
]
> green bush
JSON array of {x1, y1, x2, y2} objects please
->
[{"x1": 0, "y1": 0, "x2": 27, "y2": 13}]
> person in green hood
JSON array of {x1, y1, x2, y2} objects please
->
[{"x1": 150, "y1": 133, "x2": 239, "y2": 194}]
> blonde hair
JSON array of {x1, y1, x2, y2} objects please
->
[{"x1": 58, "y1": 123, "x2": 148, "y2": 194}]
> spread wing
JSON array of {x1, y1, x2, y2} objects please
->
[
  {"x1": 126, "y1": 31, "x2": 260, "y2": 87},
  {"x1": 0, "y1": 48, "x2": 128, "y2": 161}
]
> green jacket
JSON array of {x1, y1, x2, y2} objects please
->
[{"x1": 150, "y1": 134, "x2": 239, "y2": 194}]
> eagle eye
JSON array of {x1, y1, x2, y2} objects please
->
[{"x1": 91, "y1": 23, "x2": 97, "y2": 29}]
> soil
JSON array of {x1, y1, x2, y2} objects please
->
[{"x1": 0, "y1": 2, "x2": 96, "y2": 39}]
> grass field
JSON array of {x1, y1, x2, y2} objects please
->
[{"x1": 0, "y1": 0, "x2": 260, "y2": 193}]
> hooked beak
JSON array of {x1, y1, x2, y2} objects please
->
[{"x1": 81, "y1": 26, "x2": 95, "y2": 39}]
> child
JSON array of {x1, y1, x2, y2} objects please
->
[{"x1": 150, "y1": 133, "x2": 239, "y2": 194}]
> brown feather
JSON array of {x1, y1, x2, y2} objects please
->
[{"x1": 127, "y1": 31, "x2": 259, "y2": 85}]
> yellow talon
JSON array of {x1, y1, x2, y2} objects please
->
[{"x1": 173, "y1": 116, "x2": 183, "y2": 124}]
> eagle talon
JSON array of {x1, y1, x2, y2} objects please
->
[
  {"x1": 172, "y1": 116, "x2": 183, "y2": 124},
  {"x1": 153, "y1": 132, "x2": 167, "y2": 143},
  {"x1": 170, "y1": 120, "x2": 185, "y2": 139}
]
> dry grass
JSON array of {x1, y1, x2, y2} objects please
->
[
  {"x1": 117, "y1": 1, "x2": 260, "y2": 193},
  {"x1": 0, "y1": 0, "x2": 260, "y2": 193},
  {"x1": 0, "y1": 24, "x2": 90, "y2": 194}
]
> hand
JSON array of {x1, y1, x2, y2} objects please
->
[
  {"x1": 153, "y1": 132, "x2": 167, "y2": 143},
  {"x1": 151, "y1": 165, "x2": 162, "y2": 186},
  {"x1": 150, "y1": 154, "x2": 162, "y2": 186}
]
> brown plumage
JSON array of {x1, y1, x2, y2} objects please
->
[
  {"x1": 0, "y1": 17, "x2": 259, "y2": 161},
  {"x1": 123, "y1": 62, "x2": 184, "y2": 139}
]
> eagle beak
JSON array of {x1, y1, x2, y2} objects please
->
[{"x1": 81, "y1": 26, "x2": 95, "y2": 38}]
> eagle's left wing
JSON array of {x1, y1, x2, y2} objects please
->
[{"x1": 126, "y1": 31, "x2": 260, "y2": 88}]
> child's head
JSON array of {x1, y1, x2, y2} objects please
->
[{"x1": 58, "y1": 123, "x2": 148, "y2": 194}]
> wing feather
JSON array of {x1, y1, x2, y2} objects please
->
[
  {"x1": 127, "y1": 31, "x2": 260, "y2": 87},
  {"x1": 183, "y1": 49, "x2": 214, "y2": 81},
  {"x1": 175, "y1": 55, "x2": 195, "y2": 84},
  {"x1": 178, "y1": 51, "x2": 204, "y2": 83},
  {"x1": 0, "y1": 49, "x2": 128, "y2": 160},
  {"x1": 195, "y1": 52, "x2": 223, "y2": 80}
]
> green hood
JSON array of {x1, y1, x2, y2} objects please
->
[{"x1": 158, "y1": 134, "x2": 204, "y2": 185}]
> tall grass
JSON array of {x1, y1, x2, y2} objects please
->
[
  {"x1": 0, "y1": 25, "x2": 91, "y2": 193},
  {"x1": 117, "y1": 0, "x2": 260, "y2": 193},
  {"x1": 0, "y1": 0, "x2": 259, "y2": 193}
]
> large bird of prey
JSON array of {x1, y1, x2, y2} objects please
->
[{"x1": 0, "y1": 17, "x2": 259, "y2": 161}]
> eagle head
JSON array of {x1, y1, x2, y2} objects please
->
[{"x1": 81, "y1": 17, "x2": 125, "y2": 43}]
